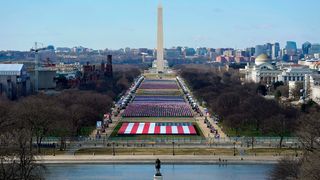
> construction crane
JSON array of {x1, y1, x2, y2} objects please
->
[{"x1": 30, "y1": 42, "x2": 47, "y2": 92}]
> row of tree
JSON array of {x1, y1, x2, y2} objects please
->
[
  {"x1": 0, "y1": 65, "x2": 142, "y2": 179},
  {"x1": 177, "y1": 64, "x2": 320, "y2": 179},
  {"x1": 270, "y1": 108, "x2": 320, "y2": 180},
  {"x1": 177, "y1": 65, "x2": 315, "y2": 146}
]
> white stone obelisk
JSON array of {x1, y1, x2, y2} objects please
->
[{"x1": 156, "y1": 2, "x2": 165, "y2": 73}]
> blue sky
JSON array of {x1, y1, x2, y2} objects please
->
[{"x1": 1, "y1": 0, "x2": 319, "y2": 50}]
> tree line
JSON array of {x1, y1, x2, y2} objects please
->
[
  {"x1": 177, "y1": 64, "x2": 320, "y2": 179},
  {"x1": 270, "y1": 108, "x2": 320, "y2": 180},
  {"x1": 177, "y1": 65, "x2": 318, "y2": 146},
  {"x1": 0, "y1": 65, "x2": 141, "y2": 179}
]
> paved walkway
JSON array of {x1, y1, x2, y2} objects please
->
[
  {"x1": 184, "y1": 79, "x2": 227, "y2": 139},
  {"x1": 37, "y1": 154, "x2": 284, "y2": 164}
]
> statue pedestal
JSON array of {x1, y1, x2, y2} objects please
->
[{"x1": 154, "y1": 175, "x2": 163, "y2": 180}]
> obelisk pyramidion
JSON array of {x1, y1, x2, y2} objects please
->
[{"x1": 156, "y1": 2, "x2": 165, "y2": 73}]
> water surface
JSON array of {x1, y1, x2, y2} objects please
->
[{"x1": 46, "y1": 164, "x2": 273, "y2": 180}]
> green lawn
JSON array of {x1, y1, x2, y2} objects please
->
[
  {"x1": 75, "y1": 147, "x2": 302, "y2": 156},
  {"x1": 223, "y1": 125, "x2": 292, "y2": 137},
  {"x1": 76, "y1": 147, "x2": 234, "y2": 156},
  {"x1": 245, "y1": 148, "x2": 302, "y2": 156},
  {"x1": 78, "y1": 126, "x2": 96, "y2": 136}
]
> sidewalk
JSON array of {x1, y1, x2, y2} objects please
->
[{"x1": 36, "y1": 154, "x2": 283, "y2": 164}]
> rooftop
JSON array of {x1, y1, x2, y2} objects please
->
[{"x1": 0, "y1": 64, "x2": 24, "y2": 76}]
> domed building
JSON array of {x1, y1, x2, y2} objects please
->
[
  {"x1": 255, "y1": 54, "x2": 270, "y2": 66},
  {"x1": 241, "y1": 53, "x2": 314, "y2": 84},
  {"x1": 241, "y1": 54, "x2": 282, "y2": 84}
]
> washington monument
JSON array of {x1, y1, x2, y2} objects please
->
[{"x1": 156, "y1": 2, "x2": 165, "y2": 73}]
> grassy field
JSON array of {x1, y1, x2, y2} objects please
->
[
  {"x1": 75, "y1": 147, "x2": 302, "y2": 156},
  {"x1": 144, "y1": 73, "x2": 177, "y2": 79},
  {"x1": 245, "y1": 148, "x2": 302, "y2": 156},
  {"x1": 76, "y1": 147, "x2": 235, "y2": 156},
  {"x1": 224, "y1": 125, "x2": 292, "y2": 137},
  {"x1": 136, "y1": 89, "x2": 182, "y2": 96},
  {"x1": 34, "y1": 148, "x2": 66, "y2": 156}
]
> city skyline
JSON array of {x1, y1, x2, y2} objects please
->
[{"x1": 1, "y1": 0, "x2": 320, "y2": 51}]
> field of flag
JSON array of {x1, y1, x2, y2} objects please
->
[
  {"x1": 122, "y1": 103, "x2": 193, "y2": 117},
  {"x1": 139, "y1": 79, "x2": 179, "y2": 89},
  {"x1": 114, "y1": 77, "x2": 204, "y2": 139},
  {"x1": 118, "y1": 122, "x2": 197, "y2": 135}
]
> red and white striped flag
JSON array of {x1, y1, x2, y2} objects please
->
[{"x1": 118, "y1": 122, "x2": 197, "y2": 135}]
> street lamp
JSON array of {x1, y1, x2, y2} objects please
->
[
  {"x1": 53, "y1": 143, "x2": 56, "y2": 156},
  {"x1": 172, "y1": 142, "x2": 175, "y2": 156},
  {"x1": 112, "y1": 142, "x2": 115, "y2": 156}
]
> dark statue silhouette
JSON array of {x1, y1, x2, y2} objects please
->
[{"x1": 155, "y1": 159, "x2": 162, "y2": 176}]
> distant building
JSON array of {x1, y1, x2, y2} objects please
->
[
  {"x1": 243, "y1": 54, "x2": 281, "y2": 84},
  {"x1": 196, "y1": 47, "x2": 208, "y2": 56},
  {"x1": 106, "y1": 55, "x2": 113, "y2": 77},
  {"x1": 216, "y1": 56, "x2": 227, "y2": 63},
  {"x1": 226, "y1": 56, "x2": 235, "y2": 63},
  {"x1": 271, "y1": 43, "x2": 280, "y2": 60},
  {"x1": 215, "y1": 48, "x2": 225, "y2": 56},
  {"x1": 235, "y1": 56, "x2": 246, "y2": 63},
  {"x1": 138, "y1": 48, "x2": 148, "y2": 54},
  {"x1": 209, "y1": 52, "x2": 218, "y2": 61},
  {"x1": 265, "y1": 43, "x2": 273, "y2": 57},
  {"x1": 241, "y1": 54, "x2": 314, "y2": 84},
  {"x1": 305, "y1": 74, "x2": 320, "y2": 104},
  {"x1": 245, "y1": 47, "x2": 255, "y2": 57},
  {"x1": 302, "y1": 42, "x2": 312, "y2": 55},
  {"x1": 0, "y1": 64, "x2": 31, "y2": 100},
  {"x1": 56, "y1": 47, "x2": 71, "y2": 53},
  {"x1": 165, "y1": 48, "x2": 181, "y2": 59},
  {"x1": 309, "y1": 44, "x2": 320, "y2": 55},
  {"x1": 29, "y1": 69, "x2": 57, "y2": 90},
  {"x1": 286, "y1": 41, "x2": 297, "y2": 56},
  {"x1": 183, "y1": 48, "x2": 196, "y2": 56},
  {"x1": 39, "y1": 49, "x2": 57, "y2": 62},
  {"x1": 255, "y1": 45, "x2": 267, "y2": 57},
  {"x1": 223, "y1": 49, "x2": 235, "y2": 57},
  {"x1": 235, "y1": 50, "x2": 246, "y2": 57},
  {"x1": 278, "y1": 64, "x2": 313, "y2": 83}
]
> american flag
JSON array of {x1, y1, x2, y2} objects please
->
[{"x1": 118, "y1": 122, "x2": 197, "y2": 135}]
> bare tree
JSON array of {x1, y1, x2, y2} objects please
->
[
  {"x1": 0, "y1": 128, "x2": 44, "y2": 180},
  {"x1": 11, "y1": 95, "x2": 57, "y2": 153},
  {"x1": 297, "y1": 110, "x2": 320, "y2": 152},
  {"x1": 264, "y1": 114, "x2": 294, "y2": 148},
  {"x1": 270, "y1": 107, "x2": 320, "y2": 180},
  {"x1": 299, "y1": 151, "x2": 320, "y2": 180},
  {"x1": 270, "y1": 156, "x2": 301, "y2": 180}
]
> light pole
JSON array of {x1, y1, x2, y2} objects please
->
[
  {"x1": 53, "y1": 143, "x2": 56, "y2": 156},
  {"x1": 112, "y1": 142, "x2": 115, "y2": 156},
  {"x1": 172, "y1": 142, "x2": 175, "y2": 156}
]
